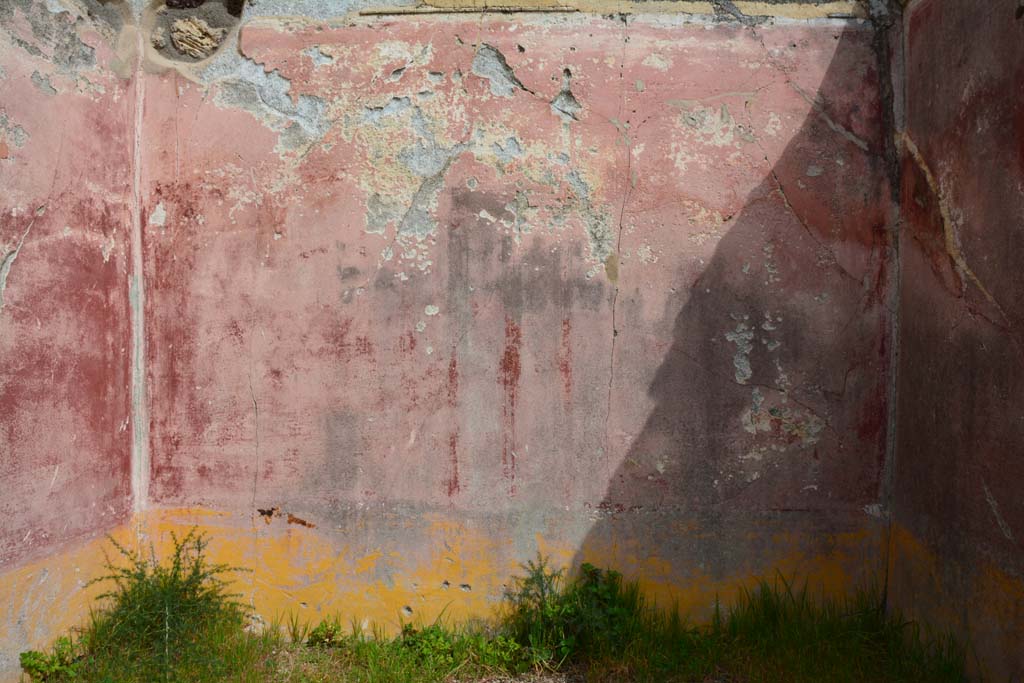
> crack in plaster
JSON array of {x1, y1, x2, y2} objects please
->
[
  {"x1": 789, "y1": 81, "x2": 869, "y2": 152},
  {"x1": 765, "y1": 164, "x2": 861, "y2": 283},
  {"x1": 550, "y1": 68, "x2": 582, "y2": 121},
  {"x1": 740, "y1": 99, "x2": 864, "y2": 285},
  {"x1": 604, "y1": 15, "x2": 632, "y2": 455},
  {"x1": 900, "y1": 131, "x2": 1014, "y2": 332},
  {"x1": 471, "y1": 43, "x2": 534, "y2": 97},
  {"x1": 748, "y1": 21, "x2": 871, "y2": 154},
  {"x1": 983, "y1": 480, "x2": 1016, "y2": 543},
  {"x1": 0, "y1": 208, "x2": 42, "y2": 313},
  {"x1": 397, "y1": 151, "x2": 466, "y2": 237}
]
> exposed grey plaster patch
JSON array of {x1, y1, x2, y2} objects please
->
[
  {"x1": 504, "y1": 190, "x2": 533, "y2": 235},
  {"x1": 396, "y1": 149, "x2": 464, "y2": 237},
  {"x1": 366, "y1": 193, "x2": 401, "y2": 235},
  {"x1": 398, "y1": 108, "x2": 465, "y2": 178},
  {"x1": 724, "y1": 320, "x2": 755, "y2": 384},
  {"x1": 0, "y1": 0, "x2": 97, "y2": 74},
  {"x1": 867, "y1": 0, "x2": 890, "y2": 19},
  {"x1": 362, "y1": 100, "x2": 467, "y2": 241},
  {"x1": 0, "y1": 114, "x2": 29, "y2": 148},
  {"x1": 567, "y1": 169, "x2": 614, "y2": 263},
  {"x1": 78, "y1": 0, "x2": 126, "y2": 35},
  {"x1": 471, "y1": 44, "x2": 530, "y2": 98},
  {"x1": 551, "y1": 68, "x2": 582, "y2": 121},
  {"x1": 31, "y1": 70, "x2": 57, "y2": 95},
  {"x1": 303, "y1": 45, "x2": 333, "y2": 66},
  {"x1": 212, "y1": 57, "x2": 329, "y2": 152},
  {"x1": 53, "y1": 22, "x2": 96, "y2": 72},
  {"x1": 492, "y1": 136, "x2": 522, "y2": 165},
  {"x1": 362, "y1": 96, "x2": 412, "y2": 123}
]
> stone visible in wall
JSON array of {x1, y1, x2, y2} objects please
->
[
  {"x1": 170, "y1": 16, "x2": 226, "y2": 59},
  {"x1": 148, "y1": 0, "x2": 242, "y2": 63}
]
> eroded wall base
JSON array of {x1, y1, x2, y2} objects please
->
[{"x1": 0, "y1": 509, "x2": 885, "y2": 681}]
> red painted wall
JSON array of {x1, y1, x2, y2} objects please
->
[
  {"x1": 141, "y1": 15, "x2": 893, "y2": 581},
  {"x1": 891, "y1": 0, "x2": 1024, "y2": 679},
  {"x1": 0, "y1": 4, "x2": 134, "y2": 566}
]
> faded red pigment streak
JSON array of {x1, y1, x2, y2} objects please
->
[
  {"x1": 446, "y1": 353, "x2": 460, "y2": 497},
  {"x1": 499, "y1": 317, "x2": 522, "y2": 495},
  {"x1": 558, "y1": 318, "x2": 572, "y2": 402},
  {"x1": 446, "y1": 431, "x2": 461, "y2": 497}
]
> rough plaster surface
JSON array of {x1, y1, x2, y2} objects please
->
[
  {"x1": 0, "y1": 1, "x2": 911, "y2": 679},
  {"x1": 890, "y1": 0, "x2": 1024, "y2": 680},
  {"x1": 0, "y1": 4, "x2": 134, "y2": 675},
  {"x1": 0, "y1": 1, "x2": 133, "y2": 569},
  {"x1": 136, "y1": 11, "x2": 894, "y2": 640},
  {"x1": 141, "y1": 16, "x2": 891, "y2": 514}
]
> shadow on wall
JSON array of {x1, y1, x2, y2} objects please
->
[{"x1": 571, "y1": 20, "x2": 894, "y2": 594}]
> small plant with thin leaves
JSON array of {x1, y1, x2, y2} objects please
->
[
  {"x1": 502, "y1": 556, "x2": 652, "y2": 668},
  {"x1": 21, "y1": 528, "x2": 256, "y2": 683},
  {"x1": 284, "y1": 612, "x2": 312, "y2": 645},
  {"x1": 502, "y1": 554, "x2": 570, "y2": 665}
]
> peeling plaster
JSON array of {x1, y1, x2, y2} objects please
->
[
  {"x1": 550, "y1": 68, "x2": 582, "y2": 121},
  {"x1": 566, "y1": 169, "x2": 615, "y2": 264},
  {"x1": 0, "y1": 114, "x2": 29, "y2": 149},
  {"x1": 303, "y1": 45, "x2": 334, "y2": 66},
  {"x1": 0, "y1": 0, "x2": 98, "y2": 74},
  {"x1": 212, "y1": 57, "x2": 330, "y2": 152},
  {"x1": 725, "y1": 319, "x2": 755, "y2": 384},
  {"x1": 30, "y1": 70, "x2": 57, "y2": 95},
  {"x1": 472, "y1": 44, "x2": 530, "y2": 98}
]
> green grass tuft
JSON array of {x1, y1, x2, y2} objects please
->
[{"x1": 21, "y1": 542, "x2": 968, "y2": 683}]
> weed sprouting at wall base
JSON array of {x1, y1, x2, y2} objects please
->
[
  {"x1": 20, "y1": 528, "x2": 254, "y2": 683},
  {"x1": 21, "y1": 545, "x2": 968, "y2": 683}
]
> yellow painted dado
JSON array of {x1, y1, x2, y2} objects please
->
[
  {"x1": 887, "y1": 523, "x2": 1024, "y2": 682},
  {"x1": 1, "y1": 506, "x2": 883, "y2": 680},
  {"x1": 0, "y1": 525, "x2": 136, "y2": 676}
]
